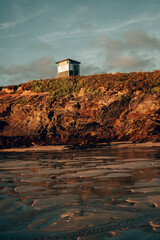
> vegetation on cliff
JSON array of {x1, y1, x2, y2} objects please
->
[
  {"x1": 21, "y1": 71, "x2": 160, "y2": 99},
  {"x1": 0, "y1": 71, "x2": 160, "y2": 149}
]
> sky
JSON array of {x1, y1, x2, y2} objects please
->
[{"x1": 1, "y1": 0, "x2": 160, "y2": 86}]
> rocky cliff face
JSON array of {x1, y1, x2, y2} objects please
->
[{"x1": 0, "y1": 73, "x2": 160, "y2": 148}]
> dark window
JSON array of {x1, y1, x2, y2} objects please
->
[
  {"x1": 69, "y1": 70, "x2": 73, "y2": 76},
  {"x1": 74, "y1": 65, "x2": 79, "y2": 76}
]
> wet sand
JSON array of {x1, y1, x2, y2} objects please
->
[
  {"x1": 109, "y1": 141, "x2": 160, "y2": 148},
  {"x1": 0, "y1": 146, "x2": 160, "y2": 239},
  {"x1": 0, "y1": 145, "x2": 66, "y2": 152},
  {"x1": 0, "y1": 141, "x2": 160, "y2": 152}
]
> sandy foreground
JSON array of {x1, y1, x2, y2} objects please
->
[
  {"x1": 0, "y1": 145, "x2": 66, "y2": 152},
  {"x1": 0, "y1": 141, "x2": 160, "y2": 152},
  {"x1": 0, "y1": 143, "x2": 160, "y2": 239}
]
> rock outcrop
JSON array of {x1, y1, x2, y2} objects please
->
[{"x1": 0, "y1": 72, "x2": 160, "y2": 148}]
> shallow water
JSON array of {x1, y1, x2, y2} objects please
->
[{"x1": 0, "y1": 146, "x2": 160, "y2": 240}]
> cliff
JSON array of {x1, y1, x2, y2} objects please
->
[{"x1": 0, "y1": 71, "x2": 160, "y2": 149}]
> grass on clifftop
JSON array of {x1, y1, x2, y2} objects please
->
[{"x1": 22, "y1": 71, "x2": 160, "y2": 100}]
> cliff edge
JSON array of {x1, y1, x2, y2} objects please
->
[{"x1": 0, "y1": 71, "x2": 160, "y2": 149}]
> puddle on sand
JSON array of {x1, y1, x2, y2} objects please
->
[{"x1": 0, "y1": 147, "x2": 160, "y2": 239}]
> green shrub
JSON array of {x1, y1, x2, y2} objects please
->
[{"x1": 22, "y1": 71, "x2": 160, "y2": 98}]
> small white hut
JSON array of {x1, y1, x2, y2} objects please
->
[{"x1": 56, "y1": 58, "x2": 81, "y2": 77}]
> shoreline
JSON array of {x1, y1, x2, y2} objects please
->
[
  {"x1": 108, "y1": 141, "x2": 160, "y2": 148},
  {"x1": 0, "y1": 145, "x2": 66, "y2": 152},
  {"x1": 0, "y1": 142, "x2": 160, "y2": 152}
]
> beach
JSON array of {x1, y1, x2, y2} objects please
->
[
  {"x1": 0, "y1": 141, "x2": 160, "y2": 152},
  {"x1": 0, "y1": 144, "x2": 160, "y2": 239}
]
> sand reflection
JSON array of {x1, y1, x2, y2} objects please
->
[{"x1": 0, "y1": 147, "x2": 160, "y2": 239}]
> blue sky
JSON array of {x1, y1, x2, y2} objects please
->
[{"x1": 1, "y1": 0, "x2": 160, "y2": 86}]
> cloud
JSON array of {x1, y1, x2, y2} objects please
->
[
  {"x1": 123, "y1": 30, "x2": 160, "y2": 50},
  {"x1": 81, "y1": 64, "x2": 103, "y2": 76},
  {"x1": 0, "y1": 55, "x2": 102, "y2": 86},
  {"x1": 0, "y1": 32, "x2": 25, "y2": 39},
  {"x1": 91, "y1": 30, "x2": 160, "y2": 72},
  {"x1": 0, "y1": 56, "x2": 57, "y2": 86},
  {"x1": 107, "y1": 55, "x2": 153, "y2": 72},
  {"x1": 38, "y1": 13, "x2": 160, "y2": 43},
  {"x1": 92, "y1": 30, "x2": 160, "y2": 53},
  {"x1": 0, "y1": 7, "x2": 47, "y2": 30}
]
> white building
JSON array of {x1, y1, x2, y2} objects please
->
[{"x1": 56, "y1": 58, "x2": 81, "y2": 77}]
